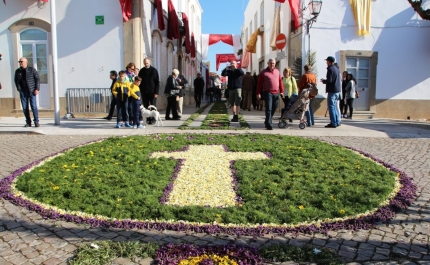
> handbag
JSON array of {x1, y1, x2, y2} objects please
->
[
  {"x1": 170, "y1": 89, "x2": 180, "y2": 95},
  {"x1": 308, "y1": 83, "x2": 318, "y2": 97}
]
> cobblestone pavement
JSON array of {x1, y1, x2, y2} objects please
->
[{"x1": 0, "y1": 134, "x2": 429, "y2": 265}]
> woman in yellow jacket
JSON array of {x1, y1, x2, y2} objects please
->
[
  {"x1": 282, "y1": 67, "x2": 298, "y2": 121},
  {"x1": 112, "y1": 71, "x2": 132, "y2": 128}
]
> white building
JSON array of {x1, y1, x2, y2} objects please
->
[
  {"x1": 0, "y1": 0, "x2": 203, "y2": 117},
  {"x1": 242, "y1": 0, "x2": 430, "y2": 119}
]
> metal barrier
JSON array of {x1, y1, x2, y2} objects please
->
[{"x1": 66, "y1": 88, "x2": 112, "y2": 116}]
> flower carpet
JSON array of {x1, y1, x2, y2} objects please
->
[{"x1": 0, "y1": 134, "x2": 416, "y2": 237}]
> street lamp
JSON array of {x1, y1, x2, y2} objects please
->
[{"x1": 305, "y1": 0, "x2": 322, "y2": 64}]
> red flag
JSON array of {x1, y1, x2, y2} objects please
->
[
  {"x1": 274, "y1": 0, "x2": 285, "y2": 2},
  {"x1": 119, "y1": 0, "x2": 132, "y2": 22},
  {"x1": 288, "y1": 0, "x2": 300, "y2": 30},
  {"x1": 182, "y1": 13, "x2": 191, "y2": 53},
  {"x1": 167, "y1": 0, "x2": 180, "y2": 40},
  {"x1": 154, "y1": 0, "x2": 165, "y2": 31}
]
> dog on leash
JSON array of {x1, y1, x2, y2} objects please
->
[{"x1": 140, "y1": 105, "x2": 163, "y2": 126}]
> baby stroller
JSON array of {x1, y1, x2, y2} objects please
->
[{"x1": 278, "y1": 88, "x2": 311, "y2": 129}]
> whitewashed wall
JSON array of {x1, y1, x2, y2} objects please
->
[
  {"x1": 242, "y1": 0, "x2": 293, "y2": 74},
  {"x1": 309, "y1": 0, "x2": 430, "y2": 99},
  {"x1": 0, "y1": 0, "x2": 123, "y2": 98}
]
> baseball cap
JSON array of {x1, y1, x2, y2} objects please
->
[{"x1": 325, "y1": 56, "x2": 335, "y2": 62}]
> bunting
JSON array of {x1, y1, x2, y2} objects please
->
[
  {"x1": 167, "y1": 0, "x2": 180, "y2": 40},
  {"x1": 119, "y1": 0, "x2": 132, "y2": 22},
  {"x1": 288, "y1": 0, "x2": 300, "y2": 31},
  {"x1": 350, "y1": 0, "x2": 372, "y2": 36},
  {"x1": 153, "y1": 0, "x2": 165, "y2": 31},
  {"x1": 191, "y1": 33, "x2": 196, "y2": 58},
  {"x1": 182, "y1": 13, "x2": 191, "y2": 53}
]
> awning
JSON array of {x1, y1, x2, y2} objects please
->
[
  {"x1": 209, "y1": 34, "x2": 234, "y2": 46},
  {"x1": 167, "y1": 0, "x2": 180, "y2": 40},
  {"x1": 119, "y1": 0, "x2": 132, "y2": 22},
  {"x1": 246, "y1": 29, "x2": 260, "y2": 53},
  {"x1": 216, "y1": 54, "x2": 239, "y2": 71},
  {"x1": 350, "y1": 0, "x2": 372, "y2": 36}
]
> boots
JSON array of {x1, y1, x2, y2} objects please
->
[{"x1": 231, "y1": 115, "x2": 239, "y2": 122}]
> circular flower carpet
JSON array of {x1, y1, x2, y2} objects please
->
[{"x1": 0, "y1": 134, "x2": 416, "y2": 236}]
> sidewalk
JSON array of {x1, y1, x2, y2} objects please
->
[{"x1": 1, "y1": 104, "x2": 429, "y2": 138}]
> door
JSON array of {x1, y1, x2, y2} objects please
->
[
  {"x1": 346, "y1": 57, "x2": 370, "y2": 111},
  {"x1": 20, "y1": 29, "x2": 50, "y2": 109}
]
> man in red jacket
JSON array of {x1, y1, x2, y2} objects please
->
[{"x1": 256, "y1": 58, "x2": 284, "y2": 130}]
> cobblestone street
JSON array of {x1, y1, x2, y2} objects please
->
[{"x1": 0, "y1": 134, "x2": 429, "y2": 264}]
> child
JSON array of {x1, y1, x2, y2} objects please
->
[
  {"x1": 112, "y1": 71, "x2": 132, "y2": 128},
  {"x1": 130, "y1": 76, "x2": 144, "y2": 129},
  {"x1": 103, "y1": 70, "x2": 118, "y2": 120}
]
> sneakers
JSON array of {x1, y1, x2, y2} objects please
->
[
  {"x1": 231, "y1": 115, "x2": 239, "y2": 122},
  {"x1": 137, "y1": 125, "x2": 145, "y2": 129},
  {"x1": 115, "y1": 123, "x2": 121, "y2": 128},
  {"x1": 124, "y1": 123, "x2": 132, "y2": 128},
  {"x1": 133, "y1": 125, "x2": 137, "y2": 129},
  {"x1": 35, "y1": 122, "x2": 40, "y2": 127}
]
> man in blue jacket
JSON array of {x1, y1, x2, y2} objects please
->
[
  {"x1": 221, "y1": 60, "x2": 244, "y2": 122},
  {"x1": 14, "y1": 57, "x2": 40, "y2": 127},
  {"x1": 321, "y1": 56, "x2": 341, "y2": 128}
]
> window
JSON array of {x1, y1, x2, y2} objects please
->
[
  {"x1": 260, "y1": 3, "x2": 264, "y2": 26},
  {"x1": 244, "y1": 27, "x2": 248, "y2": 45},
  {"x1": 249, "y1": 22, "x2": 252, "y2": 36},
  {"x1": 254, "y1": 12, "x2": 258, "y2": 31}
]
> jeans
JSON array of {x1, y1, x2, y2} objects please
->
[
  {"x1": 305, "y1": 98, "x2": 314, "y2": 126},
  {"x1": 19, "y1": 90, "x2": 39, "y2": 124},
  {"x1": 327, "y1": 92, "x2": 341, "y2": 126},
  {"x1": 132, "y1": 100, "x2": 141, "y2": 126},
  {"x1": 116, "y1": 100, "x2": 129, "y2": 123},
  {"x1": 263, "y1": 92, "x2": 279, "y2": 126}
]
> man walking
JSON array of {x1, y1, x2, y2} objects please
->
[
  {"x1": 14, "y1": 57, "x2": 40, "y2": 127},
  {"x1": 241, "y1": 71, "x2": 254, "y2": 111},
  {"x1": 138, "y1": 58, "x2": 159, "y2": 124},
  {"x1": 193, "y1": 73, "x2": 205, "y2": 108},
  {"x1": 321, "y1": 56, "x2": 341, "y2": 128},
  {"x1": 256, "y1": 58, "x2": 284, "y2": 130},
  {"x1": 221, "y1": 60, "x2": 244, "y2": 122}
]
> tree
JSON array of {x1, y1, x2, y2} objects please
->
[{"x1": 408, "y1": 0, "x2": 430, "y2": 20}]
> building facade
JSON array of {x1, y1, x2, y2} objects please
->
[
  {"x1": 242, "y1": 0, "x2": 430, "y2": 119},
  {"x1": 0, "y1": 0, "x2": 203, "y2": 117}
]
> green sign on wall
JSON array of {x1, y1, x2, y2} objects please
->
[{"x1": 95, "y1": 16, "x2": 104, "y2": 25}]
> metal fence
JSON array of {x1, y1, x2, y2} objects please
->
[{"x1": 66, "y1": 88, "x2": 112, "y2": 115}]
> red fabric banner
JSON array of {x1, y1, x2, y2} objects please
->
[
  {"x1": 241, "y1": 49, "x2": 250, "y2": 68},
  {"x1": 209, "y1": 34, "x2": 234, "y2": 46},
  {"x1": 119, "y1": 0, "x2": 132, "y2": 22},
  {"x1": 191, "y1": 33, "x2": 196, "y2": 58},
  {"x1": 288, "y1": 0, "x2": 300, "y2": 31},
  {"x1": 154, "y1": 0, "x2": 165, "y2": 31},
  {"x1": 274, "y1": 0, "x2": 285, "y2": 2},
  {"x1": 216, "y1": 54, "x2": 239, "y2": 71},
  {"x1": 182, "y1": 13, "x2": 191, "y2": 53},
  {"x1": 167, "y1": 0, "x2": 180, "y2": 40}
]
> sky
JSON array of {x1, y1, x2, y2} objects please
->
[{"x1": 199, "y1": 0, "x2": 249, "y2": 73}]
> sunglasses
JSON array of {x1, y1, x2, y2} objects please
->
[{"x1": 18, "y1": 61, "x2": 24, "y2": 63}]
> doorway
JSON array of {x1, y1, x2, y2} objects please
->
[
  {"x1": 20, "y1": 29, "x2": 50, "y2": 109},
  {"x1": 346, "y1": 57, "x2": 370, "y2": 111}
]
